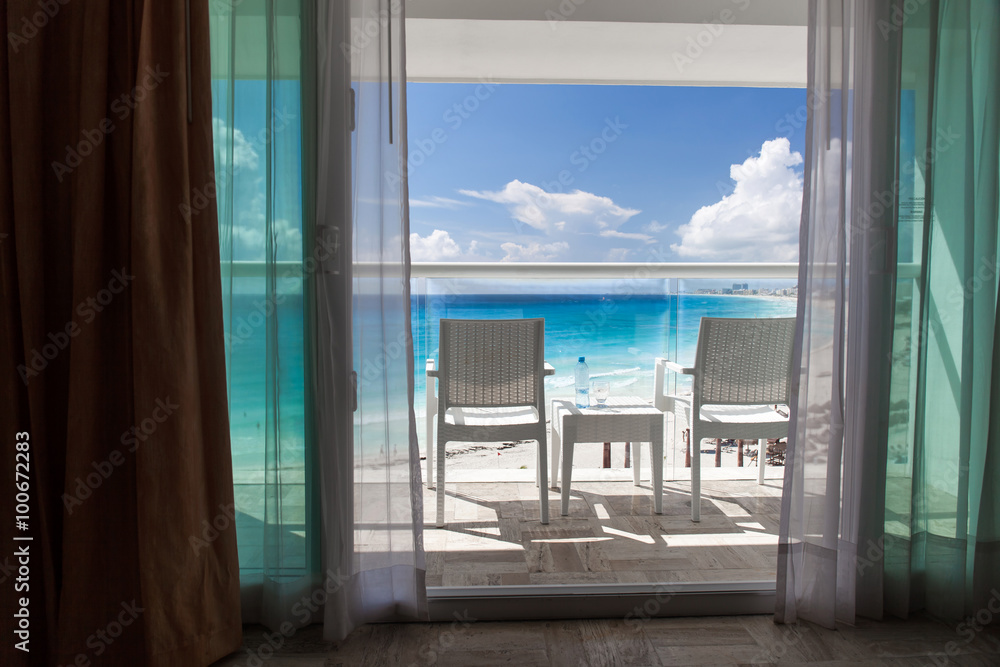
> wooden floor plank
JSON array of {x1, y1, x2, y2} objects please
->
[{"x1": 215, "y1": 615, "x2": 1000, "y2": 667}]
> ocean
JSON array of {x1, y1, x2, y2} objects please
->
[
  {"x1": 412, "y1": 292, "x2": 797, "y2": 401},
  {"x1": 227, "y1": 292, "x2": 797, "y2": 475}
]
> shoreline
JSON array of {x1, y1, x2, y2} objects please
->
[{"x1": 429, "y1": 422, "x2": 768, "y2": 472}]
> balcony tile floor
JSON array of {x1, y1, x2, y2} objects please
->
[{"x1": 424, "y1": 478, "x2": 783, "y2": 587}]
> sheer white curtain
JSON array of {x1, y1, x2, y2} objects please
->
[
  {"x1": 314, "y1": 0, "x2": 427, "y2": 641},
  {"x1": 776, "y1": 0, "x2": 902, "y2": 627}
]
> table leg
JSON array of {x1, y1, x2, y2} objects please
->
[
  {"x1": 625, "y1": 442, "x2": 630, "y2": 468},
  {"x1": 602, "y1": 442, "x2": 611, "y2": 468},
  {"x1": 738, "y1": 439, "x2": 744, "y2": 467},
  {"x1": 758, "y1": 438, "x2": 767, "y2": 485},
  {"x1": 632, "y1": 440, "x2": 641, "y2": 486},
  {"x1": 561, "y1": 438, "x2": 575, "y2": 516},
  {"x1": 652, "y1": 419, "x2": 664, "y2": 514},
  {"x1": 715, "y1": 438, "x2": 722, "y2": 467}
]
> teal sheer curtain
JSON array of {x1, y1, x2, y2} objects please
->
[
  {"x1": 777, "y1": 0, "x2": 1000, "y2": 628},
  {"x1": 886, "y1": 0, "x2": 1000, "y2": 619},
  {"x1": 209, "y1": 0, "x2": 320, "y2": 626}
]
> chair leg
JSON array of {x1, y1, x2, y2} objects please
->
[
  {"x1": 537, "y1": 438, "x2": 549, "y2": 525},
  {"x1": 550, "y1": 424, "x2": 561, "y2": 490},
  {"x1": 426, "y1": 379, "x2": 435, "y2": 489},
  {"x1": 426, "y1": 435, "x2": 434, "y2": 489},
  {"x1": 436, "y1": 436, "x2": 446, "y2": 528},
  {"x1": 690, "y1": 426, "x2": 701, "y2": 522},
  {"x1": 758, "y1": 438, "x2": 767, "y2": 485}
]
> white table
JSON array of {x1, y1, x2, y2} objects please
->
[{"x1": 550, "y1": 397, "x2": 665, "y2": 516}]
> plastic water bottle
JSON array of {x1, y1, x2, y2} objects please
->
[{"x1": 575, "y1": 356, "x2": 590, "y2": 408}]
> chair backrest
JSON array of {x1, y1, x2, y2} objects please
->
[
  {"x1": 693, "y1": 317, "x2": 796, "y2": 406},
  {"x1": 437, "y1": 318, "x2": 545, "y2": 409}
]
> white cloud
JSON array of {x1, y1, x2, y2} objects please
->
[
  {"x1": 644, "y1": 220, "x2": 668, "y2": 233},
  {"x1": 460, "y1": 180, "x2": 640, "y2": 236},
  {"x1": 409, "y1": 196, "x2": 471, "y2": 209},
  {"x1": 671, "y1": 138, "x2": 803, "y2": 261},
  {"x1": 600, "y1": 229, "x2": 655, "y2": 244},
  {"x1": 500, "y1": 241, "x2": 569, "y2": 262},
  {"x1": 410, "y1": 229, "x2": 481, "y2": 261},
  {"x1": 212, "y1": 118, "x2": 259, "y2": 174},
  {"x1": 233, "y1": 217, "x2": 302, "y2": 262},
  {"x1": 606, "y1": 248, "x2": 632, "y2": 261}
]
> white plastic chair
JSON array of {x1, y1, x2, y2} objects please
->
[
  {"x1": 653, "y1": 317, "x2": 796, "y2": 522},
  {"x1": 425, "y1": 318, "x2": 553, "y2": 527}
]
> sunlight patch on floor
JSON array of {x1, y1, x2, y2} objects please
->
[
  {"x1": 735, "y1": 521, "x2": 767, "y2": 531},
  {"x1": 661, "y1": 532, "x2": 778, "y2": 547},
  {"x1": 529, "y1": 536, "x2": 614, "y2": 544},
  {"x1": 603, "y1": 526, "x2": 657, "y2": 544}
]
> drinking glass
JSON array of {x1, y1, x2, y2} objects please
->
[{"x1": 591, "y1": 380, "x2": 610, "y2": 408}]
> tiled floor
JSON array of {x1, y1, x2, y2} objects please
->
[
  {"x1": 213, "y1": 613, "x2": 1000, "y2": 666},
  {"x1": 215, "y1": 471, "x2": 1000, "y2": 666},
  {"x1": 425, "y1": 477, "x2": 784, "y2": 586}
]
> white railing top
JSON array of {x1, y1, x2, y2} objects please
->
[
  {"x1": 230, "y1": 260, "x2": 920, "y2": 281},
  {"x1": 409, "y1": 262, "x2": 798, "y2": 280}
]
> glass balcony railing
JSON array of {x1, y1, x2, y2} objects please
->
[{"x1": 410, "y1": 261, "x2": 799, "y2": 483}]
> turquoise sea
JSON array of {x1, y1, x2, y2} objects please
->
[
  {"x1": 412, "y1": 293, "x2": 797, "y2": 401},
  {"x1": 227, "y1": 293, "x2": 797, "y2": 474}
]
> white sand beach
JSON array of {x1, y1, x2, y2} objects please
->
[{"x1": 430, "y1": 420, "x2": 772, "y2": 473}]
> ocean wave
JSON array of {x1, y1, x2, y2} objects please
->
[
  {"x1": 356, "y1": 409, "x2": 412, "y2": 427},
  {"x1": 590, "y1": 366, "x2": 642, "y2": 378},
  {"x1": 547, "y1": 366, "x2": 646, "y2": 388}
]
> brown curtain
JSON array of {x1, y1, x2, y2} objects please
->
[{"x1": 1, "y1": 1, "x2": 241, "y2": 664}]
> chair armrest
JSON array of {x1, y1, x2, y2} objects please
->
[
  {"x1": 543, "y1": 362, "x2": 555, "y2": 376},
  {"x1": 653, "y1": 357, "x2": 694, "y2": 412},
  {"x1": 655, "y1": 357, "x2": 695, "y2": 375}
]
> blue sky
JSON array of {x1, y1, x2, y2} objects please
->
[{"x1": 407, "y1": 84, "x2": 808, "y2": 263}]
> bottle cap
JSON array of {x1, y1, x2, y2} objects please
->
[{"x1": 578, "y1": 356, "x2": 585, "y2": 362}]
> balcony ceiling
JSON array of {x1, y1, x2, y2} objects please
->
[{"x1": 406, "y1": 0, "x2": 808, "y2": 87}]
